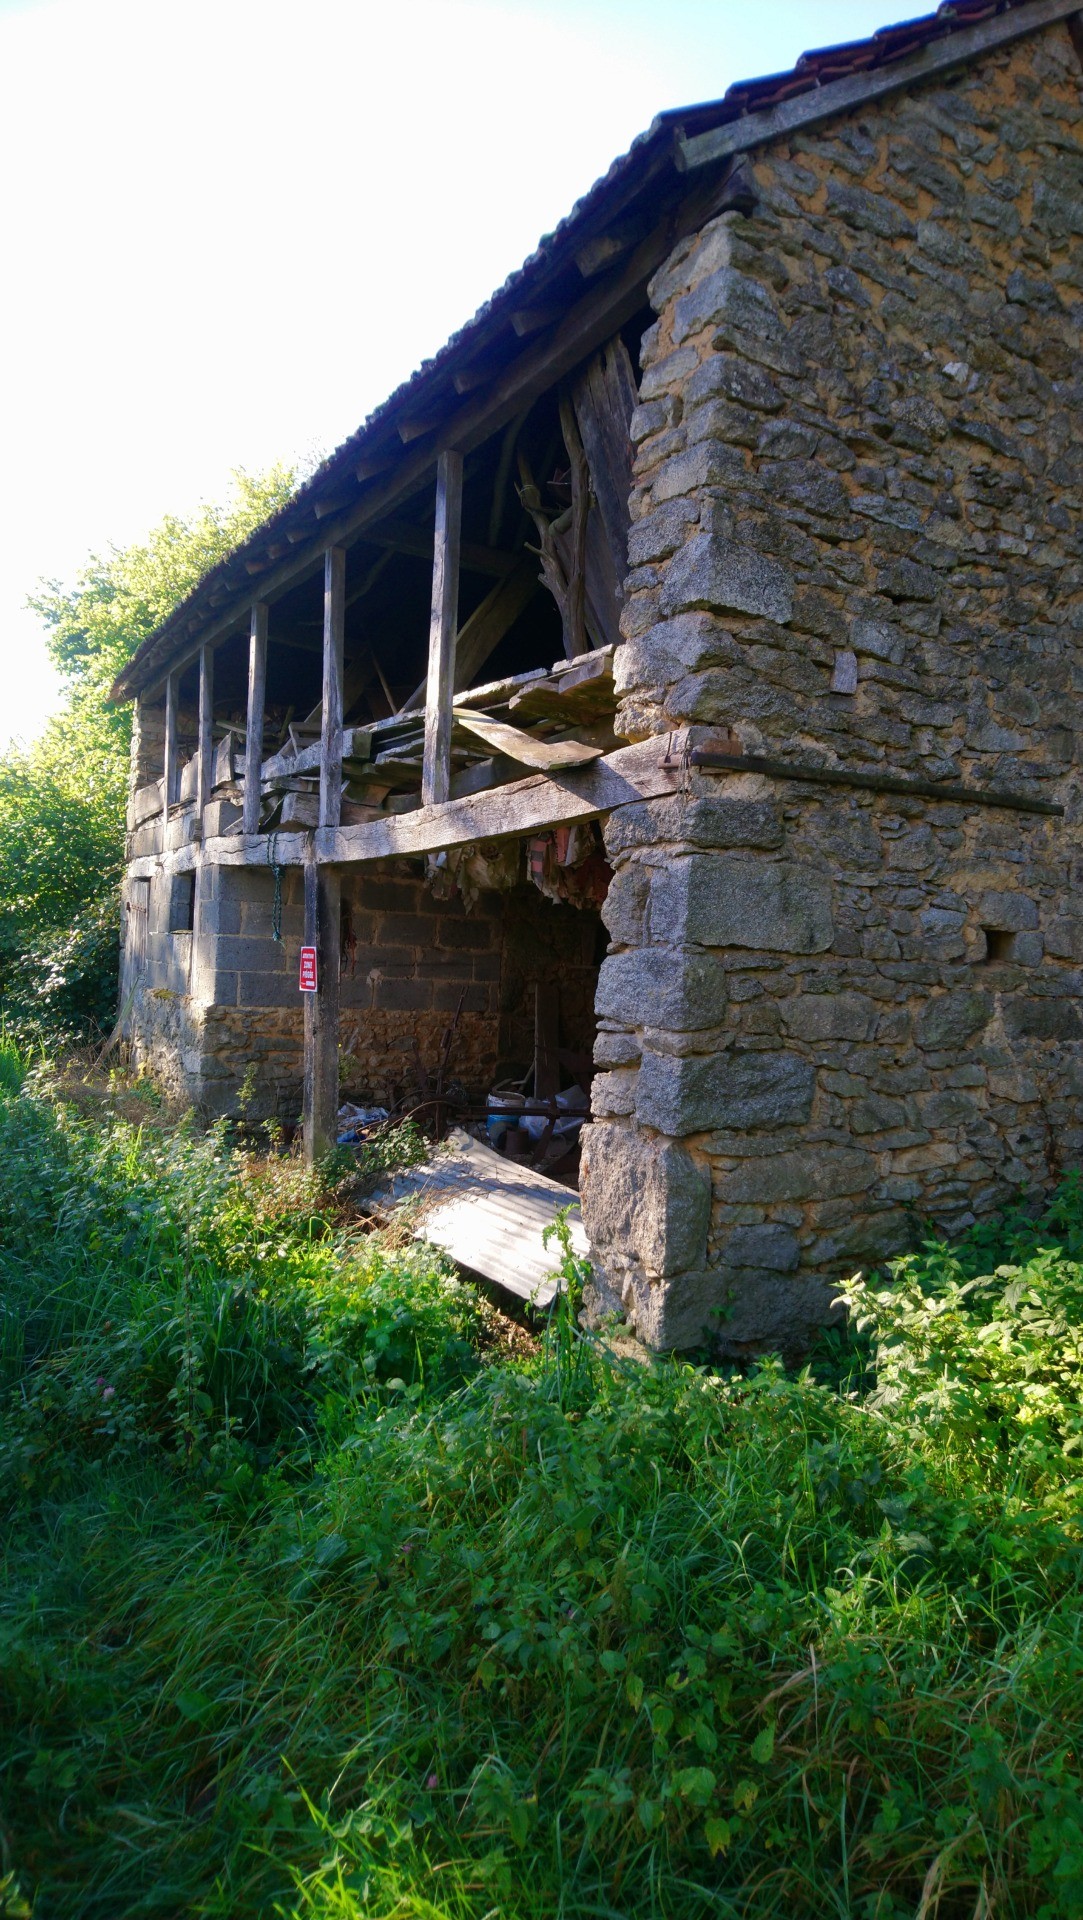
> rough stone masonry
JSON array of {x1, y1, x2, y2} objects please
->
[{"x1": 580, "y1": 21, "x2": 1083, "y2": 1352}]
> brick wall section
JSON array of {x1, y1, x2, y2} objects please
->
[{"x1": 580, "y1": 22, "x2": 1083, "y2": 1352}]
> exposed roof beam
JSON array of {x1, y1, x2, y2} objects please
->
[
  {"x1": 119, "y1": 158, "x2": 727, "y2": 700},
  {"x1": 361, "y1": 517, "x2": 516, "y2": 577}
]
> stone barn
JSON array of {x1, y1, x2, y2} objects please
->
[{"x1": 112, "y1": 0, "x2": 1083, "y2": 1352}]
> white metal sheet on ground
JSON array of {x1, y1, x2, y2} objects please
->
[{"x1": 372, "y1": 1128, "x2": 589, "y2": 1306}]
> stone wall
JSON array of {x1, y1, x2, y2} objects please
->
[
  {"x1": 122, "y1": 855, "x2": 605, "y2": 1122},
  {"x1": 581, "y1": 21, "x2": 1083, "y2": 1353}
]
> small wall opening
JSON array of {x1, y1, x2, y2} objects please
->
[
  {"x1": 168, "y1": 871, "x2": 196, "y2": 933},
  {"x1": 981, "y1": 927, "x2": 1015, "y2": 962}
]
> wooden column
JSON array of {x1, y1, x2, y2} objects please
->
[
  {"x1": 422, "y1": 448, "x2": 463, "y2": 809},
  {"x1": 197, "y1": 642, "x2": 215, "y2": 821},
  {"x1": 319, "y1": 547, "x2": 346, "y2": 829},
  {"x1": 243, "y1": 602, "x2": 268, "y2": 836},
  {"x1": 162, "y1": 670, "x2": 178, "y2": 829},
  {"x1": 302, "y1": 847, "x2": 341, "y2": 1167}
]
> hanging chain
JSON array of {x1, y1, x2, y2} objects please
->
[{"x1": 267, "y1": 830, "x2": 283, "y2": 942}]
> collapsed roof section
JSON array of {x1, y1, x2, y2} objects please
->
[{"x1": 111, "y1": 0, "x2": 1075, "y2": 705}]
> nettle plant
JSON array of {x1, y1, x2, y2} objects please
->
[{"x1": 844, "y1": 1185, "x2": 1083, "y2": 1497}]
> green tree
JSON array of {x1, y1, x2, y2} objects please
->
[{"x1": 0, "y1": 465, "x2": 295, "y2": 1038}]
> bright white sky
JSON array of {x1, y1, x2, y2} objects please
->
[{"x1": 0, "y1": 0, "x2": 905, "y2": 746}]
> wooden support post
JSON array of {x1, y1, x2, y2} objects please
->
[
  {"x1": 243, "y1": 602, "x2": 268, "y2": 835},
  {"x1": 302, "y1": 847, "x2": 341, "y2": 1167},
  {"x1": 320, "y1": 546, "x2": 346, "y2": 829},
  {"x1": 422, "y1": 448, "x2": 463, "y2": 809},
  {"x1": 163, "y1": 670, "x2": 178, "y2": 828},
  {"x1": 197, "y1": 643, "x2": 215, "y2": 820}
]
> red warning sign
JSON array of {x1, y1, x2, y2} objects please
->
[{"x1": 298, "y1": 946, "x2": 318, "y2": 993}]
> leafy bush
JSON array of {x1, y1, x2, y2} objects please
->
[
  {"x1": 1, "y1": 467, "x2": 296, "y2": 1040},
  {"x1": 4, "y1": 1071, "x2": 1083, "y2": 1918},
  {"x1": 846, "y1": 1180, "x2": 1083, "y2": 1501}
]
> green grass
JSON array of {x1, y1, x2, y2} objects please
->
[{"x1": 2, "y1": 1063, "x2": 1083, "y2": 1917}]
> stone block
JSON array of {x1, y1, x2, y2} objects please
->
[
  {"x1": 660, "y1": 534, "x2": 794, "y2": 625},
  {"x1": 719, "y1": 1224, "x2": 799, "y2": 1272},
  {"x1": 436, "y1": 918, "x2": 492, "y2": 949},
  {"x1": 241, "y1": 973, "x2": 299, "y2": 1009},
  {"x1": 590, "y1": 1070, "x2": 638, "y2": 1116},
  {"x1": 433, "y1": 982, "x2": 491, "y2": 1013},
  {"x1": 684, "y1": 352, "x2": 783, "y2": 413},
  {"x1": 651, "y1": 444, "x2": 742, "y2": 503},
  {"x1": 615, "y1": 612, "x2": 735, "y2": 689},
  {"x1": 651, "y1": 855, "x2": 833, "y2": 954},
  {"x1": 979, "y1": 890, "x2": 1039, "y2": 932},
  {"x1": 1045, "y1": 918, "x2": 1083, "y2": 961},
  {"x1": 215, "y1": 935, "x2": 295, "y2": 972},
  {"x1": 648, "y1": 215, "x2": 733, "y2": 309},
  {"x1": 780, "y1": 991, "x2": 875, "y2": 1043},
  {"x1": 627, "y1": 500, "x2": 700, "y2": 568},
  {"x1": 720, "y1": 1147, "x2": 876, "y2": 1205},
  {"x1": 914, "y1": 990, "x2": 992, "y2": 1051},
  {"x1": 1008, "y1": 932, "x2": 1044, "y2": 968},
  {"x1": 581, "y1": 1127, "x2": 710, "y2": 1278},
  {"x1": 851, "y1": 1094, "x2": 908, "y2": 1134},
  {"x1": 595, "y1": 947, "x2": 728, "y2": 1031},
  {"x1": 919, "y1": 1088, "x2": 980, "y2": 1128},
  {"x1": 638, "y1": 346, "x2": 700, "y2": 400},
  {"x1": 636, "y1": 1047, "x2": 815, "y2": 1136},
  {"x1": 601, "y1": 863, "x2": 650, "y2": 946},
  {"x1": 605, "y1": 795, "x2": 783, "y2": 857},
  {"x1": 718, "y1": 1275, "x2": 843, "y2": 1357},
  {"x1": 672, "y1": 266, "x2": 782, "y2": 346},
  {"x1": 373, "y1": 978, "x2": 432, "y2": 1012},
  {"x1": 594, "y1": 1030, "x2": 642, "y2": 1068},
  {"x1": 1003, "y1": 999, "x2": 1083, "y2": 1043},
  {"x1": 825, "y1": 178, "x2": 916, "y2": 239},
  {"x1": 625, "y1": 1267, "x2": 731, "y2": 1351}
]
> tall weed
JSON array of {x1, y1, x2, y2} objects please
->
[{"x1": 3, "y1": 1071, "x2": 1083, "y2": 1918}]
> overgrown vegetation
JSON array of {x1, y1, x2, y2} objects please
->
[
  {"x1": 0, "y1": 468, "x2": 295, "y2": 1040},
  {"x1": 3, "y1": 1056, "x2": 1083, "y2": 1918}
]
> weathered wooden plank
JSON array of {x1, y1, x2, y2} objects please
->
[
  {"x1": 678, "y1": 0, "x2": 1080, "y2": 170},
  {"x1": 572, "y1": 336, "x2": 637, "y2": 619},
  {"x1": 243, "y1": 604, "x2": 268, "y2": 836},
  {"x1": 320, "y1": 547, "x2": 346, "y2": 829},
  {"x1": 452, "y1": 708, "x2": 603, "y2": 770},
  {"x1": 509, "y1": 648, "x2": 614, "y2": 724},
  {"x1": 261, "y1": 725, "x2": 373, "y2": 785},
  {"x1": 559, "y1": 393, "x2": 590, "y2": 659},
  {"x1": 534, "y1": 980, "x2": 560, "y2": 1103},
  {"x1": 197, "y1": 643, "x2": 215, "y2": 819},
  {"x1": 201, "y1": 739, "x2": 677, "y2": 867},
  {"x1": 163, "y1": 671, "x2": 178, "y2": 823},
  {"x1": 314, "y1": 736, "x2": 681, "y2": 863},
  {"x1": 129, "y1": 778, "x2": 164, "y2": 829},
  {"x1": 422, "y1": 450, "x2": 463, "y2": 810},
  {"x1": 302, "y1": 851, "x2": 341, "y2": 1167}
]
